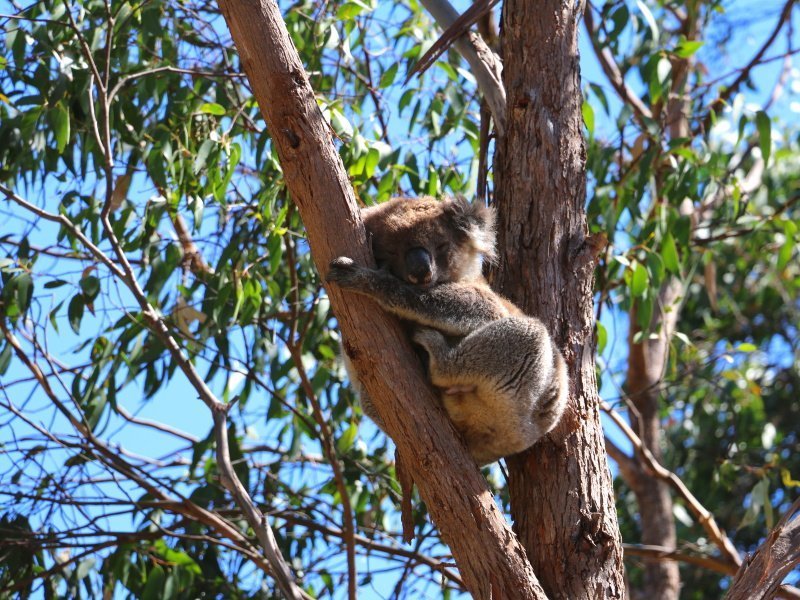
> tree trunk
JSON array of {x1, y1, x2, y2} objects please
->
[
  {"x1": 725, "y1": 497, "x2": 800, "y2": 600},
  {"x1": 493, "y1": 1, "x2": 626, "y2": 598},
  {"x1": 622, "y1": 36, "x2": 697, "y2": 600},
  {"x1": 626, "y1": 283, "x2": 682, "y2": 600},
  {"x1": 216, "y1": 1, "x2": 547, "y2": 597}
]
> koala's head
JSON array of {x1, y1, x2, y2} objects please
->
[{"x1": 361, "y1": 196, "x2": 496, "y2": 286}]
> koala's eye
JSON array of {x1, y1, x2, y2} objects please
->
[{"x1": 436, "y1": 242, "x2": 449, "y2": 253}]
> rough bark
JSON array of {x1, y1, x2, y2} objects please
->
[
  {"x1": 215, "y1": 1, "x2": 547, "y2": 598},
  {"x1": 492, "y1": 1, "x2": 626, "y2": 598},
  {"x1": 725, "y1": 497, "x2": 800, "y2": 600}
]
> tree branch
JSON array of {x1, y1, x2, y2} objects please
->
[
  {"x1": 284, "y1": 335, "x2": 358, "y2": 600},
  {"x1": 414, "y1": 0, "x2": 506, "y2": 135},
  {"x1": 584, "y1": 2, "x2": 653, "y2": 126},
  {"x1": 605, "y1": 435, "x2": 643, "y2": 487},
  {"x1": 623, "y1": 543, "x2": 737, "y2": 576},
  {"x1": 0, "y1": 183, "x2": 306, "y2": 600},
  {"x1": 211, "y1": 405, "x2": 304, "y2": 600},
  {"x1": 725, "y1": 497, "x2": 800, "y2": 600},
  {"x1": 214, "y1": 1, "x2": 547, "y2": 597},
  {"x1": 702, "y1": 0, "x2": 797, "y2": 131},
  {"x1": 602, "y1": 402, "x2": 742, "y2": 567},
  {"x1": 0, "y1": 323, "x2": 305, "y2": 597}
]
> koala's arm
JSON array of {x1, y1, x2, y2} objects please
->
[{"x1": 326, "y1": 257, "x2": 508, "y2": 336}]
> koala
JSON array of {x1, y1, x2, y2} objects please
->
[{"x1": 327, "y1": 196, "x2": 568, "y2": 465}]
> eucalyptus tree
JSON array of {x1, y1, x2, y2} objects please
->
[{"x1": 0, "y1": 0, "x2": 798, "y2": 598}]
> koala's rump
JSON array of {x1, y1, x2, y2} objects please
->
[
  {"x1": 441, "y1": 388, "x2": 534, "y2": 465},
  {"x1": 436, "y1": 317, "x2": 559, "y2": 465}
]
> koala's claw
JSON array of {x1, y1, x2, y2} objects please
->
[
  {"x1": 326, "y1": 256, "x2": 358, "y2": 284},
  {"x1": 330, "y1": 256, "x2": 355, "y2": 268}
]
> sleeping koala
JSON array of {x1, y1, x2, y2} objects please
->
[{"x1": 327, "y1": 196, "x2": 568, "y2": 465}]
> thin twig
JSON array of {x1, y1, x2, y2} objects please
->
[
  {"x1": 415, "y1": 0, "x2": 506, "y2": 135},
  {"x1": 584, "y1": 2, "x2": 653, "y2": 127},
  {"x1": 602, "y1": 401, "x2": 742, "y2": 567},
  {"x1": 0, "y1": 182, "x2": 305, "y2": 599},
  {"x1": 702, "y1": 0, "x2": 797, "y2": 131},
  {"x1": 284, "y1": 332, "x2": 358, "y2": 600}
]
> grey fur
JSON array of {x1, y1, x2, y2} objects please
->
[{"x1": 327, "y1": 196, "x2": 568, "y2": 465}]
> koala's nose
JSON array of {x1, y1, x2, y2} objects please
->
[{"x1": 405, "y1": 247, "x2": 433, "y2": 285}]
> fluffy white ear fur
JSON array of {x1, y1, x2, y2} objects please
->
[{"x1": 468, "y1": 216, "x2": 498, "y2": 265}]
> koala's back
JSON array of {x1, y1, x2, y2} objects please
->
[{"x1": 416, "y1": 306, "x2": 568, "y2": 465}]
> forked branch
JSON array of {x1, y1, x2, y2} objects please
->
[{"x1": 214, "y1": 1, "x2": 546, "y2": 597}]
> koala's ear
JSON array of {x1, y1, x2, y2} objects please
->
[
  {"x1": 443, "y1": 196, "x2": 498, "y2": 261},
  {"x1": 444, "y1": 196, "x2": 494, "y2": 230}
]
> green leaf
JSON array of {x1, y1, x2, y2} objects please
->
[
  {"x1": 364, "y1": 148, "x2": 380, "y2": 178},
  {"x1": 44, "y1": 279, "x2": 68, "y2": 289},
  {"x1": 226, "y1": 423, "x2": 249, "y2": 489},
  {"x1": 193, "y1": 139, "x2": 216, "y2": 175},
  {"x1": 777, "y1": 220, "x2": 795, "y2": 270},
  {"x1": 582, "y1": 101, "x2": 595, "y2": 136},
  {"x1": 15, "y1": 272, "x2": 33, "y2": 314},
  {"x1": 189, "y1": 430, "x2": 214, "y2": 475},
  {"x1": 86, "y1": 392, "x2": 108, "y2": 431},
  {"x1": 199, "y1": 102, "x2": 225, "y2": 116},
  {"x1": 649, "y1": 57, "x2": 671, "y2": 103},
  {"x1": 329, "y1": 109, "x2": 354, "y2": 138},
  {"x1": 398, "y1": 89, "x2": 415, "y2": 113},
  {"x1": 337, "y1": 1, "x2": 369, "y2": 20},
  {"x1": 636, "y1": 294, "x2": 653, "y2": 331},
  {"x1": 608, "y1": 5, "x2": 630, "y2": 40},
  {"x1": 589, "y1": 82, "x2": 610, "y2": 115},
  {"x1": 75, "y1": 558, "x2": 95, "y2": 580},
  {"x1": 739, "y1": 478, "x2": 770, "y2": 530},
  {"x1": 52, "y1": 103, "x2": 70, "y2": 153},
  {"x1": 152, "y1": 540, "x2": 202, "y2": 574},
  {"x1": 656, "y1": 58, "x2": 671, "y2": 84},
  {"x1": 646, "y1": 252, "x2": 665, "y2": 287},
  {"x1": 49, "y1": 302, "x2": 63, "y2": 334},
  {"x1": 777, "y1": 239, "x2": 793, "y2": 271},
  {"x1": 636, "y1": 0, "x2": 659, "y2": 41},
  {"x1": 80, "y1": 275, "x2": 101, "y2": 300},
  {"x1": 0, "y1": 342, "x2": 12, "y2": 375},
  {"x1": 68, "y1": 294, "x2": 84, "y2": 334},
  {"x1": 755, "y1": 110, "x2": 771, "y2": 164},
  {"x1": 425, "y1": 165, "x2": 440, "y2": 197},
  {"x1": 661, "y1": 233, "x2": 680, "y2": 274},
  {"x1": 336, "y1": 422, "x2": 358, "y2": 454},
  {"x1": 630, "y1": 262, "x2": 648, "y2": 298},
  {"x1": 379, "y1": 63, "x2": 398, "y2": 89},
  {"x1": 267, "y1": 232, "x2": 283, "y2": 275},
  {"x1": 141, "y1": 565, "x2": 165, "y2": 600},
  {"x1": 674, "y1": 38, "x2": 704, "y2": 58},
  {"x1": 596, "y1": 321, "x2": 607, "y2": 355}
]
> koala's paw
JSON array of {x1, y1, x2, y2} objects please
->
[
  {"x1": 326, "y1": 256, "x2": 359, "y2": 285},
  {"x1": 412, "y1": 327, "x2": 446, "y2": 352}
]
